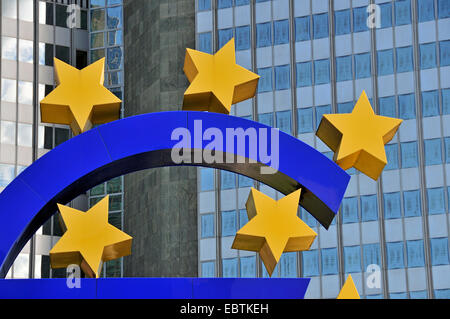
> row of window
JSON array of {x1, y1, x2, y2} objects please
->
[
  {"x1": 0, "y1": 164, "x2": 26, "y2": 187},
  {"x1": 201, "y1": 209, "x2": 249, "y2": 238},
  {"x1": 90, "y1": 30, "x2": 123, "y2": 49},
  {"x1": 89, "y1": 46, "x2": 123, "y2": 70},
  {"x1": 302, "y1": 238, "x2": 449, "y2": 276},
  {"x1": 89, "y1": 194, "x2": 123, "y2": 212},
  {"x1": 90, "y1": 5, "x2": 122, "y2": 32},
  {"x1": 198, "y1": 0, "x2": 251, "y2": 11}
]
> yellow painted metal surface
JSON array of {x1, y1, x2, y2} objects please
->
[
  {"x1": 40, "y1": 58, "x2": 122, "y2": 135},
  {"x1": 337, "y1": 275, "x2": 361, "y2": 299},
  {"x1": 316, "y1": 90, "x2": 402, "y2": 180},
  {"x1": 49, "y1": 196, "x2": 132, "y2": 278},
  {"x1": 183, "y1": 38, "x2": 260, "y2": 114},
  {"x1": 232, "y1": 188, "x2": 317, "y2": 276}
]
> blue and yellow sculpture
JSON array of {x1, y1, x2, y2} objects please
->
[{"x1": 0, "y1": 38, "x2": 401, "y2": 299}]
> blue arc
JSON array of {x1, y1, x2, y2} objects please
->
[{"x1": 0, "y1": 111, "x2": 349, "y2": 277}]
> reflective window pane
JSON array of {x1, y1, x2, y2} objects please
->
[
  {"x1": 0, "y1": 164, "x2": 16, "y2": 187},
  {"x1": 18, "y1": 123, "x2": 32, "y2": 147},
  {"x1": 1, "y1": 79, "x2": 17, "y2": 103},
  {"x1": 2, "y1": 37, "x2": 17, "y2": 60},
  {"x1": 18, "y1": 81, "x2": 33, "y2": 105},
  {"x1": 107, "y1": 6, "x2": 122, "y2": 29},
  {"x1": 1, "y1": 121, "x2": 16, "y2": 145},
  {"x1": 91, "y1": 8, "x2": 105, "y2": 31},
  {"x1": 2, "y1": 0, "x2": 17, "y2": 19},
  {"x1": 18, "y1": 0, "x2": 33, "y2": 22}
]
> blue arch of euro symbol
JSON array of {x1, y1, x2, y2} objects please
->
[{"x1": 0, "y1": 111, "x2": 349, "y2": 278}]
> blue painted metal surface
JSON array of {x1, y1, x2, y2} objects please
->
[
  {"x1": 0, "y1": 111, "x2": 349, "y2": 278},
  {"x1": 0, "y1": 278, "x2": 310, "y2": 299}
]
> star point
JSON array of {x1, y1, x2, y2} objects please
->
[
  {"x1": 337, "y1": 275, "x2": 360, "y2": 299},
  {"x1": 182, "y1": 38, "x2": 260, "y2": 114},
  {"x1": 49, "y1": 195, "x2": 132, "y2": 278},
  {"x1": 316, "y1": 90, "x2": 402, "y2": 180},
  {"x1": 40, "y1": 58, "x2": 122, "y2": 136},
  {"x1": 232, "y1": 188, "x2": 317, "y2": 276}
]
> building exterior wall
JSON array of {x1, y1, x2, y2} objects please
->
[
  {"x1": 122, "y1": 0, "x2": 198, "y2": 277},
  {"x1": 196, "y1": 0, "x2": 450, "y2": 299}
]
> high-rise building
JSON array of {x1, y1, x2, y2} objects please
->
[{"x1": 195, "y1": 0, "x2": 450, "y2": 299}]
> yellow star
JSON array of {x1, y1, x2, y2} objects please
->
[
  {"x1": 316, "y1": 91, "x2": 402, "y2": 180},
  {"x1": 49, "y1": 196, "x2": 132, "y2": 278},
  {"x1": 337, "y1": 275, "x2": 360, "y2": 299},
  {"x1": 40, "y1": 58, "x2": 122, "y2": 135},
  {"x1": 232, "y1": 188, "x2": 317, "y2": 276},
  {"x1": 183, "y1": 38, "x2": 260, "y2": 114}
]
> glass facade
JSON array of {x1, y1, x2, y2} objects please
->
[{"x1": 196, "y1": 0, "x2": 450, "y2": 299}]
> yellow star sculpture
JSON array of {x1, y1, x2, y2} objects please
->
[
  {"x1": 183, "y1": 38, "x2": 260, "y2": 114},
  {"x1": 337, "y1": 275, "x2": 361, "y2": 299},
  {"x1": 40, "y1": 58, "x2": 122, "y2": 135},
  {"x1": 49, "y1": 195, "x2": 132, "y2": 278},
  {"x1": 316, "y1": 90, "x2": 402, "y2": 180},
  {"x1": 232, "y1": 188, "x2": 317, "y2": 276}
]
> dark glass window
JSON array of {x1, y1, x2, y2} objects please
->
[
  {"x1": 55, "y1": 4, "x2": 68, "y2": 28},
  {"x1": 55, "y1": 45, "x2": 70, "y2": 64},
  {"x1": 76, "y1": 50, "x2": 88, "y2": 70}
]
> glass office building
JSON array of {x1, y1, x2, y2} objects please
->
[{"x1": 196, "y1": 0, "x2": 450, "y2": 298}]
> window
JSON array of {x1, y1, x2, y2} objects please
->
[
  {"x1": 2, "y1": 0, "x2": 17, "y2": 19},
  {"x1": 275, "y1": 65, "x2": 290, "y2": 90},
  {"x1": 438, "y1": 0, "x2": 450, "y2": 19},
  {"x1": 297, "y1": 108, "x2": 314, "y2": 134},
  {"x1": 55, "y1": 4, "x2": 69, "y2": 28},
  {"x1": 379, "y1": 96, "x2": 396, "y2": 118},
  {"x1": 218, "y1": 28, "x2": 233, "y2": 49},
  {"x1": 390, "y1": 292, "x2": 408, "y2": 299},
  {"x1": 440, "y1": 40, "x2": 450, "y2": 67},
  {"x1": 295, "y1": 16, "x2": 310, "y2": 42},
  {"x1": 222, "y1": 258, "x2": 238, "y2": 277},
  {"x1": 313, "y1": 13, "x2": 329, "y2": 39},
  {"x1": 0, "y1": 164, "x2": 15, "y2": 187},
  {"x1": 76, "y1": 50, "x2": 88, "y2": 70},
  {"x1": 276, "y1": 110, "x2": 291, "y2": 134},
  {"x1": 336, "y1": 56, "x2": 353, "y2": 82},
  {"x1": 424, "y1": 139, "x2": 442, "y2": 166},
  {"x1": 18, "y1": 81, "x2": 33, "y2": 105},
  {"x1": 420, "y1": 43, "x2": 437, "y2": 69},
  {"x1": 239, "y1": 209, "x2": 248, "y2": 228},
  {"x1": 315, "y1": 105, "x2": 331, "y2": 129},
  {"x1": 314, "y1": 59, "x2": 330, "y2": 85},
  {"x1": 435, "y1": 289, "x2": 450, "y2": 299},
  {"x1": 404, "y1": 190, "x2": 422, "y2": 217},
  {"x1": 17, "y1": 123, "x2": 31, "y2": 147},
  {"x1": 401, "y1": 141, "x2": 419, "y2": 168},
  {"x1": 385, "y1": 144, "x2": 399, "y2": 170},
  {"x1": 238, "y1": 175, "x2": 253, "y2": 188},
  {"x1": 199, "y1": 32, "x2": 212, "y2": 54},
  {"x1": 274, "y1": 20, "x2": 289, "y2": 45},
  {"x1": 344, "y1": 246, "x2": 361, "y2": 273},
  {"x1": 418, "y1": 0, "x2": 435, "y2": 22},
  {"x1": 280, "y1": 252, "x2": 297, "y2": 277},
  {"x1": 1, "y1": 121, "x2": 16, "y2": 145},
  {"x1": 335, "y1": 9, "x2": 351, "y2": 36},
  {"x1": 342, "y1": 197, "x2": 358, "y2": 224},
  {"x1": 398, "y1": 94, "x2": 416, "y2": 120},
  {"x1": 1, "y1": 79, "x2": 16, "y2": 103},
  {"x1": 422, "y1": 90, "x2": 440, "y2": 117},
  {"x1": 218, "y1": 0, "x2": 232, "y2": 9},
  {"x1": 301, "y1": 208, "x2": 317, "y2": 228},
  {"x1": 384, "y1": 192, "x2": 402, "y2": 219},
  {"x1": 2, "y1": 37, "x2": 17, "y2": 61},
  {"x1": 427, "y1": 188, "x2": 445, "y2": 215},
  {"x1": 446, "y1": 137, "x2": 450, "y2": 163},
  {"x1": 363, "y1": 243, "x2": 380, "y2": 269},
  {"x1": 236, "y1": 26, "x2": 250, "y2": 51},
  {"x1": 410, "y1": 290, "x2": 428, "y2": 299},
  {"x1": 302, "y1": 250, "x2": 319, "y2": 277},
  {"x1": 201, "y1": 214, "x2": 214, "y2": 238},
  {"x1": 256, "y1": 22, "x2": 272, "y2": 48},
  {"x1": 54, "y1": 127, "x2": 69, "y2": 147},
  {"x1": 198, "y1": 0, "x2": 211, "y2": 11},
  {"x1": 221, "y1": 170, "x2": 236, "y2": 189},
  {"x1": 240, "y1": 256, "x2": 256, "y2": 277},
  {"x1": 353, "y1": 6, "x2": 368, "y2": 32},
  {"x1": 430, "y1": 237, "x2": 449, "y2": 266},
  {"x1": 56, "y1": 45, "x2": 70, "y2": 64},
  {"x1": 407, "y1": 240, "x2": 425, "y2": 268},
  {"x1": 377, "y1": 49, "x2": 394, "y2": 76},
  {"x1": 258, "y1": 112, "x2": 273, "y2": 127},
  {"x1": 396, "y1": 46, "x2": 414, "y2": 73},
  {"x1": 257, "y1": 67, "x2": 273, "y2": 93},
  {"x1": 386, "y1": 242, "x2": 405, "y2": 269},
  {"x1": 235, "y1": 0, "x2": 249, "y2": 6},
  {"x1": 355, "y1": 53, "x2": 371, "y2": 79},
  {"x1": 443, "y1": 89, "x2": 450, "y2": 115},
  {"x1": 361, "y1": 195, "x2": 378, "y2": 221},
  {"x1": 395, "y1": 0, "x2": 412, "y2": 26},
  {"x1": 296, "y1": 62, "x2": 312, "y2": 87},
  {"x1": 106, "y1": 6, "x2": 122, "y2": 29},
  {"x1": 380, "y1": 3, "x2": 393, "y2": 28},
  {"x1": 222, "y1": 210, "x2": 237, "y2": 236},
  {"x1": 321, "y1": 248, "x2": 338, "y2": 275}
]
